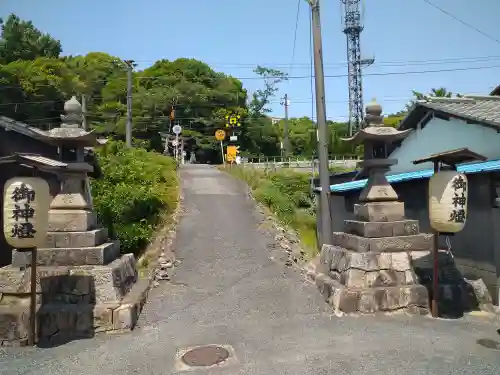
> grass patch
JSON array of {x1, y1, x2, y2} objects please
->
[
  {"x1": 91, "y1": 140, "x2": 179, "y2": 257},
  {"x1": 221, "y1": 166, "x2": 320, "y2": 258}
]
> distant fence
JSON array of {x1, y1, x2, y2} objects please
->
[{"x1": 241, "y1": 155, "x2": 360, "y2": 171}]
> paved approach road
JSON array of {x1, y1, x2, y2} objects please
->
[{"x1": 1, "y1": 164, "x2": 500, "y2": 374}]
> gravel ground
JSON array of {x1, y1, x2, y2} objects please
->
[{"x1": 0, "y1": 164, "x2": 500, "y2": 375}]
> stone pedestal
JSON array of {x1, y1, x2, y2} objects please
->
[
  {"x1": 315, "y1": 200, "x2": 431, "y2": 315},
  {"x1": 0, "y1": 179, "x2": 148, "y2": 346}
]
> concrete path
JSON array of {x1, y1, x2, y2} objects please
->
[{"x1": 1, "y1": 164, "x2": 500, "y2": 374}]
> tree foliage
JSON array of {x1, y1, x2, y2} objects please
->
[{"x1": 0, "y1": 14, "x2": 62, "y2": 64}]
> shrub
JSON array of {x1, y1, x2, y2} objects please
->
[{"x1": 91, "y1": 141, "x2": 178, "y2": 255}]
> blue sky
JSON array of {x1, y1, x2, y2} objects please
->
[{"x1": 2, "y1": 0, "x2": 499, "y2": 121}]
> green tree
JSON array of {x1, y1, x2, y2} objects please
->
[
  {"x1": 0, "y1": 14, "x2": 62, "y2": 64},
  {"x1": 248, "y1": 66, "x2": 288, "y2": 115}
]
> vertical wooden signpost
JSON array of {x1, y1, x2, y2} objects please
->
[
  {"x1": 3, "y1": 177, "x2": 50, "y2": 346},
  {"x1": 413, "y1": 148, "x2": 486, "y2": 318}
]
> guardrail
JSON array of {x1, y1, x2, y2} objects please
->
[{"x1": 241, "y1": 156, "x2": 360, "y2": 171}]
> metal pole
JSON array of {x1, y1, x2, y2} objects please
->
[
  {"x1": 28, "y1": 247, "x2": 37, "y2": 346},
  {"x1": 220, "y1": 140, "x2": 225, "y2": 166},
  {"x1": 125, "y1": 60, "x2": 135, "y2": 148},
  {"x1": 431, "y1": 161, "x2": 440, "y2": 318},
  {"x1": 309, "y1": 0, "x2": 332, "y2": 246},
  {"x1": 81, "y1": 95, "x2": 87, "y2": 131},
  {"x1": 175, "y1": 134, "x2": 179, "y2": 162},
  {"x1": 283, "y1": 94, "x2": 290, "y2": 158}
]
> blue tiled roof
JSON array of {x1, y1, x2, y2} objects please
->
[{"x1": 325, "y1": 159, "x2": 500, "y2": 193}]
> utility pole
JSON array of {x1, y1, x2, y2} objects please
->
[
  {"x1": 81, "y1": 95, "x2": 88, "y2": 131},
  {"x1": 307, "y1": 0, "x2": 332, "y2": 246},
  {"x1": 281, "y1": 94, "x2": 290, "y2": 159},
  {"x1": 124, "y1": 60, "x2": 136, "y2": 147}
]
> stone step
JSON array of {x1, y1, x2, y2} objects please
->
[
  {"x1": 344, "y1": 220, "x2": 419, "y2": 238},
  {"x1": 328, "y1": 267, "x2": 419, "y2": 289},
  {"x1": 315, "y1": 273, "x2": 429, "y2": 314},
  {"x1": 332, "y1": 232, "x2": 433, "y2": 253},
  {"x1": 0, "y1": 267, "x2": 149, "y2": 347},
  {"x1": 354, "y1": 201, "x2": 405, "y2": 222},
  {"x1": 45, "y1": 228, "x2": 108, "y2": 248},
  {"x1": 0, "y1": 254, "x2": 137, "y2": 305},
  {"x1": 12, "y1": 241, "x2": 120, "y2": 267}
]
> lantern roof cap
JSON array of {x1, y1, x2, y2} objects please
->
[
  {"x1": 341, "y1": 98, "x2": 412, "y2": 144},
  {"x1": 412, "y1": 148, "x2": 487, "y2": 167}
]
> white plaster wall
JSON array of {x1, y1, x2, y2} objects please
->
[{"x1": 390, "y1": 117, "x2": 500, "y2": 174}]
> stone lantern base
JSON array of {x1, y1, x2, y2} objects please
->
[
  {"x1": 315, "y1": 200, "x2": 432, "y2": 315},
  {"x1": 0, "y1": 181, "x2": 151, "y2": 346}
]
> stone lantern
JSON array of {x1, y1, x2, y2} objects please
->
[
  {"x1": 4, "y1": 96, "x2": 141, "y2": 345},
  {"x1": 341, "y1": 98, "x2": 412, "y2": 202},
  {"x1": 315, "y1": 99, "x2": 431, "y2": 315}
]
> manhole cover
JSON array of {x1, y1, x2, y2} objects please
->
[
  {"x1": 477, "y1": 338, "x2": 500, "y2": 350},
  {"x1": 181, "y1": 346, "x2": 230, "y2": 367}
]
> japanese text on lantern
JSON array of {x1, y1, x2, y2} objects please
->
[
  {"x1": 449, "y1": 175, "x2": 467, "y2": 223},
  {"x1": 11, "y1": 183, "x2": 36, "y2": 239},
  {"x1": 3, "y1": 177, "x2": 50, "y2": 248}
]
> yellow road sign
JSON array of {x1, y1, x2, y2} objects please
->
[
  {"x1": 226, "y1": 145, "x2": 238, "y2": 162},
  {"x1": 215, "y1": 129, "x2": 226, "y2": 141},
  {"x1": 225, "y1": 114, "x2": 241, "y2": 128}
]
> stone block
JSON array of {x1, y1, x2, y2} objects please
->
[
  {"x1": 400, "y1": 284, "x2": 429, "y2": 307},
  {"x1": 372, "y1": 270, "x2": 400, "y2": 287},
  {"x1": 338, "y1": 289, "x2": 360, "y2": 313},
  {"x1": 319, "y1": 244, "x2": 340, "y2": 272},
  {"x1": 315, "y1": 273, "x2": 338, "y2": 301},
  {"x1": 37, "y1": 303, "x2": 94, "y2": 343},
  {"x1": 354, "y1": 201, "x2": 405, "y2": 222},
  {"x1": 358, "y1": 290, "x2": 377, "y2": 313},
  {"x1": 343, "y1": 269, "x2": 366, "y2": 288},
  {"x1": 333, "y1": 233, "x2": 433, "y2": 253},
  {"x1": 347, "y1": 252, "x2": 379, "y2": 272},
  {"x1": 328, "y1": 270, "x2": 342, "y2": 282},
  {"x1": 46, "y1": 228, "x2": 108, "y2": 248},
  {"x1": 367, "y1": 234, "x2": 433, "y2": 253},
  {"x1": 94, "y1": 303, "x2": 118, "y2": 332},
  {"x1": 48, "y1": 210, "x2": 97, "y2": 232},
  {"x1": 0, "y1": 266, "x2": 26, "y2": 293},
  {"x1": 391, "y1": 252, "x2": 412, "y2": 271},
  {"x1": 332, "y1": 232, "x2": 369, "y2": 252},
  {"x1": 70, "y1": 253, "x2": 138, "y2": 304},
  {"x1": 378, "y1": 253, "x2": 392, "y2": 269},
  {"x1": 112, "y1": 304, "x2": 138, "y2": 330},
  {"x1": 0, "y1": 305, "x2": 29, "y2": 341},
  {"x1": 344, "y1": 220, "x2": 419, "y2": 238},
  {"x1": 12, "y1": 241, "x2": 120, "y2": 268}
]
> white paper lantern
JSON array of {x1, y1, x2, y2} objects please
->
[
  {"x1": 429, "y1": 171, "x2": 468, "y2": 233},
  {"x1": 3, "y1": 177, "x2": 50, "y2": 248}
]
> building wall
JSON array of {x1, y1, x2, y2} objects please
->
[
  {"x1": 322, "y1": 173, "x2": 500, "y2": 304},
  {"x1": 389, "y1": 117, "x2": 500, "y2": 174}
]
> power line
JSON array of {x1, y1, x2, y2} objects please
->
[
  {"x1": 1, "y1": 63, "x2": 500, "y2": 91},
  {"x1": 422, "y1": 0, "x2": 500, "y2": 46},
  {"x1": 288, "y1": 0, "x2": 302, "y2": 76},
  {"x1": 131, "y1": 55, "x2": 500, "y2": 68},
  {"x1": 0, "y1": 95, "x2": 420, "y2": 108}
]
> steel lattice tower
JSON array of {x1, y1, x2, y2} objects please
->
[{"x1": 341, "y1": 0, "x2": 374, "y2": 136}]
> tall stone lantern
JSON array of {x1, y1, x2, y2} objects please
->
[{"x1": 315, "y1": 99, "x2": 431, "y2": 315}]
